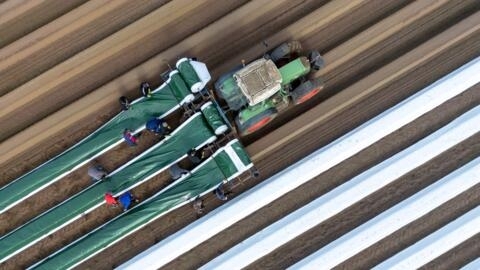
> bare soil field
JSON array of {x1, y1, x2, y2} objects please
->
[{"x1": 0, "y1": 0, "x2": 478, "y2": 269}]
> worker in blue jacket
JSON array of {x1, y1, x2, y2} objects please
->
[
  {"x1": 118, "y1": 191, "x2": 139, "y2": 212},
  {"x1": 146, "y1": 117, "x2": 172, "y2": 136}
]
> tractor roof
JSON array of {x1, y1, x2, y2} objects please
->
[{"x1": 234, "y1": 58, "x2": 282, "y2": 106}]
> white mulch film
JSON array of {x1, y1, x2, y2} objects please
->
[{"x1": 118, "y1": 56, "x2": 480, "y2": 270}]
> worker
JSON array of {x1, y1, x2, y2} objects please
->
[
  {"x1": 140, "y1": 82, "x2": 152, "y2": 97},
  {"x1": 168, "y1": 164, "x2": 190, "y2": 180},
  {"x1": 118, "y1": 191, "x2": 139, "y2": 212},
  {"x1": 213, "y1": 182, "x2": 231, "y2": 201},
  {"x1": 123, "y1": 129, "x2": 139, "y2": 146},
  {"x1": 119, "y1": 96, "x2": 131, "y2": 111},
  {"x1": 104, "y1": 192, "x2": 119, "y2": 207},
  {"x1": 146, "y1": 117, "x2": 172, "y2": 136},
  {"x1": 187, "y1": 148, "x2": 205, "y2": 165},
  {"x1": 192, "y1": 197, "x2": 205, "y2": 216},
  {"x1": 87, "y1": 163, "x2": 108, "y2": 182}
]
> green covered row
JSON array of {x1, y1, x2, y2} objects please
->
[
  {"x1": 0, "y1": 85, "x2": 178, "y2": 213},
  {"x1": 0, "y1": 113, "x2": 216, "y2": 262},
  {"x1": 0, "y1": 59, "x2": 208, "y2": 214},
  {"x1": 31, "y1": 140, "x2": 252, "y2": 270}
]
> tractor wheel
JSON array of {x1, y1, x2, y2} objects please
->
[
  {"x1": 308, "y1": 51, "x2": 325, "y2": 71},
  {"x1": 291, "y1": 78, "x2": 325, "y2": 105},
  {"x1": 236, "y1": 108, "x2": 278, "y2": 136},
  {"x1": 269, "y1": 41, "x2": 303, "y2": 63}
]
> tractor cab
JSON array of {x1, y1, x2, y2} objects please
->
[{"x1": 234, "y1": 58, "x2": 282, "y2": 106}]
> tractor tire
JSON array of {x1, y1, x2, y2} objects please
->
[
  {"x1": 291, "y1": 78, "x2": 325, "y2": 105},
  {"x1": 236, "y1": 107, "x2": 278, "y2": 136},
  {"x1": 269, "y1": 40, "x2": 303, "y2": 63},
  {"x1": 308, "y1": 51, "x2": 325, "y2": 71}
]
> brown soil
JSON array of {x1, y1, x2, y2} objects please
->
[
  {"x1": 0, "y1": 0, "x2": 86, "y2": 49},
  {"x1": 0, "y1": 0, "x2": 172, "y2": 96}
]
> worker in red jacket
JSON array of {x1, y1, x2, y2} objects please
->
[
  {"x1": 123, "y1": 129, "x2": 139, "y2": 146},
  {"x1": 104, "y1": 192, "x2": 119, "y2": 207}
]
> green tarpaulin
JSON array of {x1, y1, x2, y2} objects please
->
[
  {"x1": 232, "y1": 140, "x2": 252, "y2": 167},
  {"x1": 31, "y1": 140, "x2": 252, "y2": 270},
  {"x1": 0, "y1": 85, "x2": 179, "y2": 213},
  {"x1": 0, "y1": 113, "x2": 216, "y2": 262}
]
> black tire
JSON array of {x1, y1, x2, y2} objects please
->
[
  {"x1": 236, "y1": 107, "x2": 278, "y2": 136},
  {"x1": 291, "y1": 78, "x2": 324, "y2": 105},
  {"x1": 308, "y1": 51, "x2": 325, "y2": 71},
  {"x1": 269, "y1": 41, "x2": 303, "y2": 63}
]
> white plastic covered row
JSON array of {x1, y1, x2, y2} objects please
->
[
  {"x1": 461, "y1": 258, "x2": 480, "y2": 270},
  {"x1": 290, "y1": 156, "x2": 480, "y2": 269},
  {"x1": 374, "y1": 206, "x2": 480, "y2": 270},
  {"x1": 118, "y1": 56, "x2": 480, "y2": 270},
  {"x1": 202, "y1": 106, "x2": 480, "y2": 269}
]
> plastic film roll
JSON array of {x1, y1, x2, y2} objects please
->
[
  {"x1": 168, "y1": 70, "x2": 194, "y2": 105},
  {"x1": 177, "y1": 58, "x2": 203, "y2": 93},
  {"x1": 201, "y1": 101, "x2": 228, "y2": 135}
]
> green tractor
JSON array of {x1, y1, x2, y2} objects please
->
[{"x1": 214, "y1": 41, "x2": 325, "y2": 136}]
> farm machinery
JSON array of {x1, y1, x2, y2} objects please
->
[
  {"x1": 214, "y1": 40, "x2": 325, "y2": 135},
  {"x1": 123, "y1": 40, "x2": 324, "y2": 137}
]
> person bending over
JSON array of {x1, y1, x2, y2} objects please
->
[{"x1": 146, "y1": 117, "x2": 172, "y2": 136}]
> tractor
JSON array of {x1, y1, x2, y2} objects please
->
[{"x1": 214, "y1": 40, "x2": 325, "y2": 136}]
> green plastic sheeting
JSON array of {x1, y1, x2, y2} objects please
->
[
  {"x1": 31, "y1": 140, "x2": 252, "y2": 270},
  {"x1": 0, "y1": 113, "x2": 215, "y2": 263},
  {"x1": 214, "y1": 151, "x2": 238, "y2": 177},
  {"x1": 0, "y1": 85, "x2": 179, "y2": 213},
  {"x1": 232, "y1": 141, "x2": 252, "y2": 166}
]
